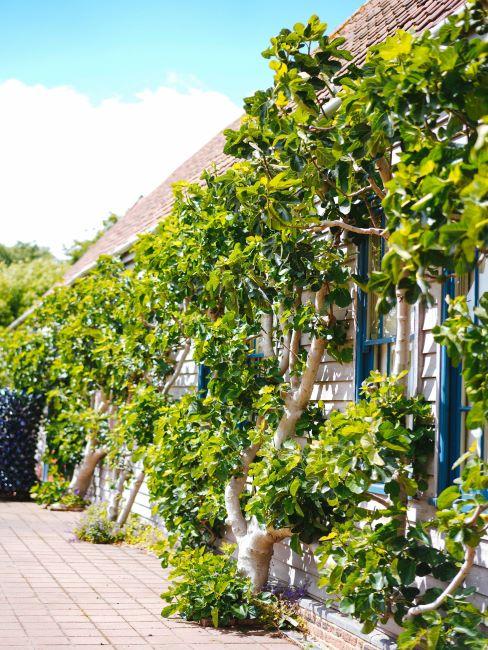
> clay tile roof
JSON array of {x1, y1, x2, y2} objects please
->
[{"x1": 64, "y1": 0, "x2": 465, "y2": 283}]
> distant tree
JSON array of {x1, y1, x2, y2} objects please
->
[
  {"x1": 0, "y1": 241, "x2": 52, "y2": 265},
  {"x1": 0, "y1": 255, "x2": 64, "y2": 328},
  {"x1": 65, "y1": 214, "x2": 118, "y2": 265}
]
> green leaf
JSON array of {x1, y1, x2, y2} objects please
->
[
  {"x1": 290, "y1": 477, "x2": 301, "y2": 497},
  {"x1": 290, "y1": 533, "x2": 303, "y2": 556},
  {"x1": 397, "y1": 557, "x2": 416, "y2": 585},
  {"x1": 437, "y1": 485, "x2": 460, "y2": 510},
  {"x1": 339, "y1": 598, "x2": 355, "y2": 614},
  {"x1": 361, "y1": 619, "x2": 376, "y2": 634}
]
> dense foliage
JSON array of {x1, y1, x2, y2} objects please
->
[
  {"x1": 0, "y1": 244, "x2": 63, "y2": 327},
  {"x1": 30, "y1": 466, "x2": 69, "y2": 505},
  {"x1": 1, "y1": 2, "x2": 487, "y2": 647},
  {"x1": 0, "y1": 241, "x2": 52, "y2": 266},
  {"x1": 161, "y1": 545, "x2": 276, "y2": 627},
  {"x1": 434, "y1": 293, "x2": 488, "y2": 431}
]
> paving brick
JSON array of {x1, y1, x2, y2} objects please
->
[
  {"x1": 0, "y1": 502, "x2": 297, "y2": 648},
  {"x1": 0, "y1": 638, "x2": 30, "y2": 648},
  {"x1": 67, "y1": 637, "x2": 111, "y2": 645}
]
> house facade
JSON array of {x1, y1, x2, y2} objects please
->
[{"x1": 65, "y1": 0, "x2": 487, "y2": 646}]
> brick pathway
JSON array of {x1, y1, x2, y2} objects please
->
[{"x1": 0, "y1": 501, "x2": 298, "y2": 650}]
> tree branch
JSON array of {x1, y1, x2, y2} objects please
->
[
  {"x1": 270, "y1": 526, "x2": 294, "y2": 542},
  {"x1": 162, "y1": 338, "x2": 191, "y2": 395},
  {"x1": 406, "y1": 505, "x2": 488, "y2": 618},
  {"x1": 273, "y1": 284, "x2": 329, "y2": 449},
  {"x1": 294, "y1": 284, "x2": 328, "y2": 410},
  {"x1": 392, "y1": 287, "x2": 410, "y2": 383},
  {"x1": 289, "y1": 328, "x2": 302, "y2": 390},
  {"x1": 260, "y1": 313, "x2": 275, "y2": 359},
  {"x1": 278, "y1": 330, "x2": 292, "y2": 376},
  {"x1": 375, "y1": 156, "x2": 392, "y2": 186},
  {"x1": 367, "y1": 492, "x2": 390, "y2": 508},
  {"x1": 308, "y1": 221, "x2": 387, "y2": 238},
  {"x1": 224, "y1": 443, "x2": 261, "y2": 539}
]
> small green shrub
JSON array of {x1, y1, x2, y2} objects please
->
[
  {"x1": 161, "y1": 545, "x2": 300, "y2": 630},
  {"x1": 123, "y1": 516, "x2": 170, "y2": 559},
  {"x1": 257, "y1": 596, "x2": 307, "y2": 633},
  {"x1": 74, "y1": 504, "x2": 123, "y2": 544},
  {"x1": 161, "y1": 545, "x2": 270, "y2": 627},
  {"x1": 58, "y1": 491, "x2": 89, "y2": 509},
  {"x1": 30, "y1": 471, "x2": 69, "y2": 506}
]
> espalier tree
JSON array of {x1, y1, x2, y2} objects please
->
[{"x1": 140, "y1": 167, "x2": 353, "y2": 585}]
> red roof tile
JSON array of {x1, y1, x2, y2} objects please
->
[{"x1": 65, "y1": 0, "x2": 465, "y2": 283}]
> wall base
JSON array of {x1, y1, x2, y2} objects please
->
[{"x1": 296, "y1": 597, "x2": 396, "y2": 650}]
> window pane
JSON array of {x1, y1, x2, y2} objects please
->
[{"x1": 382, "y1": 306, "x2": 397, "y2": 338}]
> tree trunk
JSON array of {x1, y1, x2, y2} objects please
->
[
  {"x1": 69, "y1": 438, "x2": 107, "y2": 499},
  {"x1": 235, "y1": 518, "x2": 275, "y2": 592},
  {"x1": 226, "y1": 286, "x2": 329, "y2": 590},
  {"x1": 107, "y1": 466, "x2": 130, "y2": 522},
  {"x1": 392, "y1": 286, "x2": 411, "y2": 535},
  {"x1": 117, "y1": 469, "x2": 145, "y2": 528},
  {"x1": 393, "y1": 287, "x2": 410, "y2": 384}
]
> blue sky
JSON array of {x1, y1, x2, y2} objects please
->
[
  {"x1": 0, "y1": 0, "x2": 364, "y2": 254},
  {"x1": 0, "y1": 0, "x2": 363, "y2": 105}
]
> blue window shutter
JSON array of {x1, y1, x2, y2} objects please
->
[
  {"x1": 355, "y1": 237, "x2": 373, "y2": 400},
  {"x1": 438, "y1": 276, "x2": 462, "y2": 493},
  {"x1": 197, "y1": 364, "x2": 211, "y2": 396}
]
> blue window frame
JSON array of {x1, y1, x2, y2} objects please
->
[
  {"x1": 355, "y1": 236, "x2": 397, "y2": 400},
  {"x1": 197, "y1": 363, "x2": 211, "y2": 396},
  {"x1": 438, "y1": 263, "x2": 486, "y2": 492}
]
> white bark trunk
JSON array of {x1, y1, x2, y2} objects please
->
[
  {"x1": 278, "y1": 330, "x2": 292, "y2": 375},
  {"x1": 224, "y1": 444, "x2": 260, "y2": 538},
  {"x1": 235, "y1": 519, "x2": 275, "y2": 592},
  {"x1": 226, "y1": 284, "x2": 329, "y2": 590},
  {"x1": 69, "y1": 439, "x2": 107, "y2": 499},
  {"x1": 260, "y1": 313, "x2": 275, "y2": 359},
  {"x1": 107, "y1": 466, "x2": 130, "y2": 522},
  {"x1": 117, "y1": 469, "x2": 145, "y2": 528},
  {"x1": 391, "y1": 287, "x2": 411, "y2": 534},
  {"x1": 162, "y1": 339, "x2": 191, "y2": 395},
  {"x1": 273, "y1": 316, "x2": 327, "y2": 448},
  {"x1": 393, "y1": 287, "x2": 410, "y2": 385}
]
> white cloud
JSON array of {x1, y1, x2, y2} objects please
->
[{"x1": 0, "y1": 78, "x2": 241, "y2": 256}]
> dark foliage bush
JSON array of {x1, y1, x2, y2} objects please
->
[{"x1": 0, "y1": 388, "x2": 43, "y2": 498}]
